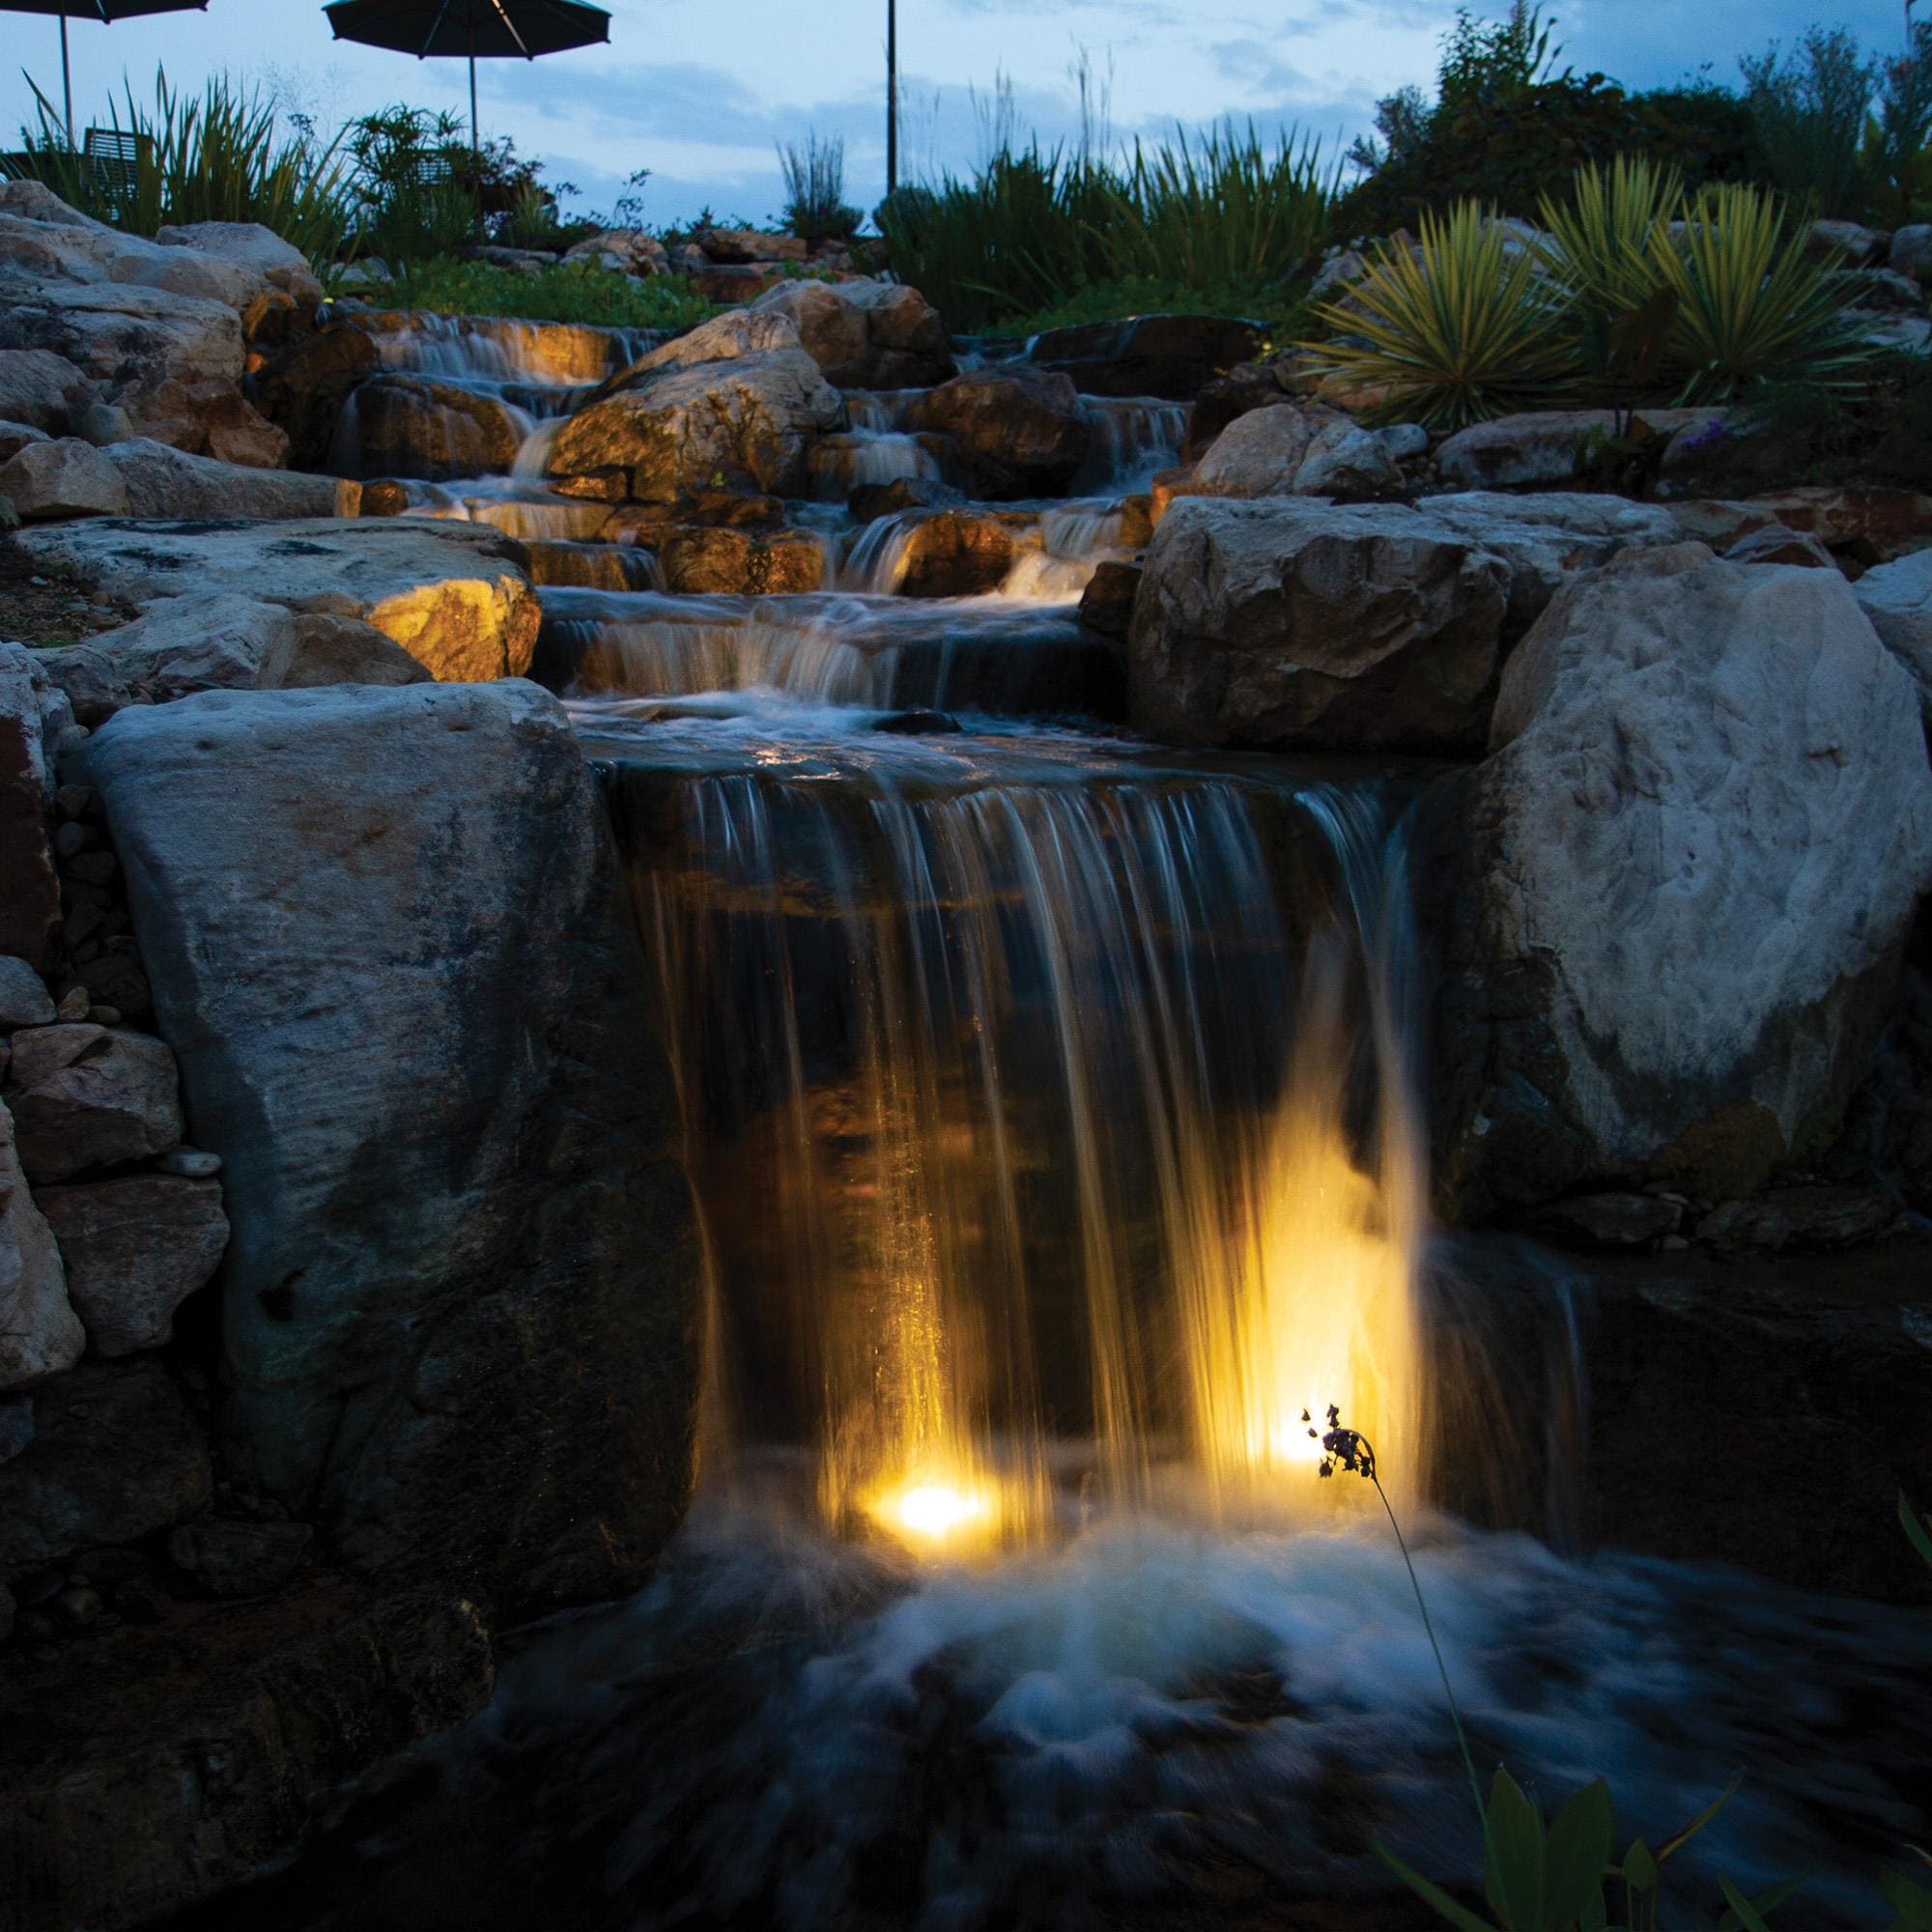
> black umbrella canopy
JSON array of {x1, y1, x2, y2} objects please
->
[
  {"x1": 325, "y1": 0, "x2": 610, "y2": 151},
  {"x1": 0, "y1": 0, "x2": 209, "y2": 146}
]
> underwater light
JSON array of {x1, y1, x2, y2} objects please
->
[{"x1": 890, "y1": 1482, "x2": 992, "y2": 1541}]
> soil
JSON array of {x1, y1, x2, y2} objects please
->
[{"x1": 0, "y1": 535, "x2": 138, "y2": 647}]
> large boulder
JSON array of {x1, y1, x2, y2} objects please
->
[
  {"x1": 3, "y1": 1023, "x2": 185, "y2": 1183},
  {"x1": 563, "y1": 226, "x2": 671, "y2": 276},
  {"x1": 36, "y1": 1173, "x2": 228, "y2": 1356},
  {"x1": 613, "y1": 307, "x2": 804, "y2": 380},
  {"x1": 350, "y1": 374, "x2": 527, "y2": 481},
  {"x1": 907, "y1": 369, "x2": 1093, "y2": 498},
  {"x1": 1852, "y1": 547, "x2": 1932, "y2": 719},
  {"x1": 247, "y1": 319, "x2": 381, "y2": 470},
  {"x1": 1190, "y1": 401, "x2": 1410, "y2": 500},
  {"x1": 96, "y1": 439, "x2": 337, "y2": 519},
  {"x1": 37, "y1": 594, "x2": 429, "y2": 725},
  {"x1": 85, "y1": 680, "x2": 699, "y2": 1616},
  {"x1": 548, "y1": 348, "x2": 844, "y2": 500},
  {"x1": 1127, "y1": 497, "x2": 1511, "y2": 753},
  {"x1": 0, "y1": 1359, "x2": 212, "y2": 1576},
  {"x1": 14, "y1": 518, "x2": 542, "y2": 683},
  {"x1": 1418, "y1": 491, "x2": 1685, "y2": 633},
  {"x1": 1430, "y1": 546, "x2": 1932, "y2": 1217},
  {"x1": 0, "y1": 643, "x2": 64, "y2": 975},
  {"x1": 749, "y1": 277, "x2": 953, "y2": 389},
  {"x1": 1026, "y1": 313, "x2": 1262, "y2": 401},
  {"x1": 153, "y1": 218, "x2": 323, "y2": 301},
  {"x1": 0, "y1": 436, "x2": 130, "y2": 518},
  {"x1": 1, "y1": 1095, "x2": 82, "y2": 1391},
  {"x1": 1667, "y1": 485, "x2": 1932, "y2": 565}
]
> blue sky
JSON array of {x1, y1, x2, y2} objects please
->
[{"x1": 0, "y1": 0, "x2": 1903, "y2": 228}]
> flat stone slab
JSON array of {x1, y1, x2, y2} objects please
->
[{"x1": 13, "y1": 517, "x2": 540, "y2": 682}]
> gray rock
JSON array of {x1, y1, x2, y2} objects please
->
[
  {"x1": 1726, "y1": 524, "x2": 1837, "y2": 569},
  {"x1": 99, "y1": 439, "x2": 340, "y2": 519},
  {"x1": 75, "y1": 401, "x2": 134, "y2": 446},
  {"x1": 1529, "y1": 1191, "x2": 1684, "y2": 1250},
  {"x1": 1128, "y1": 496, "x2": 1510, "y2": 754},
  {"x1": 1892, "y1": 222, "x2": 1932, "y2": 282},
  {"x1": 1853, "y1": 546, "x2": 1932, "y2": 720},
  {"x1": 1806, "y1": 217, "x2": 1888, "y2": 267},
  {"x1": 0, "y1": 1359, "x2": 213, "y2": 1575},
  {"x1": 0, "y1": 348, "x2": 99, "y2": 434},
  {"x1": 906, "y1": 368, "x2": 1093, "y2": 498},
  {"x1": 0, "y1": 645, "x2": 63, "y2": 975},
  {"x1": 36, "y1": 1173, "x2": 228, "y2": 1355},
  {"x1": 0, "y1": 1094, "x2": 83, "y2": 1390},
  {"x1": 0, "y1": 1395, "x2": 33, "y2": 1463},
  {"x1": 4, "y1": 1024, "x2": 185, "y2": 1184},
  {"x1": 36, "y1": 593, "x2": 429, "y2": 724},
  {"x1": 167, "y1": 1517, "x2": 312, "y2": 1597},
  {"x1": 1435, "y1": 408, "x2": 1723, "y2": 489},
  {"x1": 13, "y1": 518, "x2": 541, "y2": 684},
  {"x1": 1694, "y1": 1185, "x2": 1901, "y2": 1253},
  {"x1": 550, "y1": 348, "x2": 845, "y2": 501},
  {"x1": 0, "y1": 419, "x2": 48, "y2": 462},
  {"x1": 0, "y1": 437, "x2": 130, "y2": 518},
  {"x1": 153, "y1": 219, "x2": 321, "y2": 299},
  {"x1": 1430, "y1": 546, "x2": 1932, "y2": 1215},
  {"x1": 1193, "y1": 400, "x2": 1337, "y2": 496},
  {"x1": 750, "y1": 277, "x2": 954, "y2": 388},
  {"x1": 1290, "y1": 419, "x2": 1404, "y2": 497},
  {"x1": 0, "y1": 956, "x2": 54, "y2": 1030},
  {"x1": 87, "y1": 680, "x2": 700, "y2": 1616}
]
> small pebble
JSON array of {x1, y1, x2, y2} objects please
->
[
  {"x1": 1660, "y1": 1235, "x2": 1690, "y2": 1251},
  {"x1": 156, "y1": 1146, "x2": 222, "y2": 1179},
  {"x1": 54, "y1": 986, "x2": 91, "y2": 1021},
  {"x1": 55, "y1": 783, "x2": 95, "y2": 821},
  {"x1": 52, "y1": 822, "x2": 90, "y2": 861},
  {"x1": 88, "y1": 1005, "x2": 122, "y2": 1026}
]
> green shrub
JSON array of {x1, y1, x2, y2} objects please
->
[
  {"x1": 377, "y1": 255, "x2": 716, "y2": 329},
  {"x1": 1741, "y1": 26, "x2": 1875, "y2": 220},
  {"x1": 8, "y1": 67, "x2": 356, "y2": 264},
  {"x1": 1296, "y1": 201, "x2": 1577, "y2": 429},
  {"x1": 1650, "y1": 180, "x2": 1870, "y2": 400},
  {"x1": 986, "y1": 275, "x2": 1308, "y2": 340},
  {"x1": 1864, "y1": 24, "x2": 1932, "y2": 226},
  {"x1": 876, "y1": 124, "x2": 1334, "y2": 334}
]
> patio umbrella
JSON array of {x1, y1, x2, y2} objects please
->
[
  {"x1": 0, "y1": 0, "x2": 209, "y2": 149},
  {"x1": 324, "y1": 0, "x2": 611, "y2": 155}
]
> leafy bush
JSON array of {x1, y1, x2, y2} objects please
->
[
  {"x1": 1741, "y1": 26, "x2": 1875, "y2": 220},
  {"x1": 987, "y1": 275, "x2": 1308, "y2": 339},
  {"x1": 876, "y1": 123, "x2": 1334, "y2": 334},
  {"x1": 346, "y1": 106, "x2": 479, "y2": 265},
  {"x1": 1650, "y1": 181, "x2": 1870, "y2": 399},
  {"x1": 8, "y1": 68, "x2": 356, "y2": 264},
  {"x1": 1863, "y1": 24, "x2": 1932, "y2": 226},
  {"x1": 378, "y1": 255, "x2": 715, "y2": 329},
  {"x1": 779, "y1": 132, "x2": 861, "y2": 245},
  {"x1": 1296, "y1": 202, "x2": 1577, "y2": 429}
]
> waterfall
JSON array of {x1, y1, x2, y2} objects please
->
[
  {"x1": 1074, "y1": 396, "x2": 1187, "y2": 491},
  {"x1": 618, "y1": 765, "x2": 1428, "y2": 1547}
]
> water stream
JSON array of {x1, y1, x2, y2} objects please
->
[{"x1": 243, "y1": 308, "x2": 1932, "y2": 1932}]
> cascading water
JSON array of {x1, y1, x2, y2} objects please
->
[{"x1": 250, "y1": 305, "x2": 1932, "y2": 1932}]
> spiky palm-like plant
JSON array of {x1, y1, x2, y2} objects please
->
[
  {"x1": 1649, "y1": 180, "x2": 1872, "y2": 401},
  {"x1": 1295, "y1": 200, "x2": 1576, "y2": 431}
]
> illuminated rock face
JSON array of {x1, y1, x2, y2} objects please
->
[
  {"x1": 1431, "y1": 545, "x2": 1932, "y2": 1216},
  {"x1": 86, "y1": 679, "x2": 700, "y2": 1616},
  {"x1": 12, "y1": 517, "x2": 541, "y2": 684}
]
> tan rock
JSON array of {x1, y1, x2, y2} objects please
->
[
  {"x1": 0, "y1": 437, "x2": 131, "y2": 518},
  {"x1": 4, "y1": 1023, "x2": 185, "y2": 1184},
  {"x1": 37, "y1": 1173, "x2": 228, "y2": 1355},
  {"x1": 657, "y1": 526, "x2": 827, "y2": 594},
  {"x1": 0, "y1": 1094, "x2": 83, "y2": 1389}
]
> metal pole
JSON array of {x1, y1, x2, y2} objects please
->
[
  {"x1": 886, "y1": 0, "x2": 897, "y2": 196},
  {"x1": 469, "y1": 41, "x2": 479, "y2": 155},
  {"x1": 61, "y1": 15, "x2": 73, "y2": 149}
]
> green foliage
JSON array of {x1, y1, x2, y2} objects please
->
[
  {"x1": 779, "y1": 131, "x2": 861, "y2": 245},
  {"x1": 1866, "y1": 25, "x2": 1932, "y2": 226},
  {"x1": 1296, "y1": 201, "x2": 1577, "y2": 429},
  {"x1": 378, "y1": 256, "x2": 716, "y2": 328},
  {"x1": 1436, "y1": 3, "x2": 1567, "y2": 115},
  {"x1": 1905, "y1": 1491, "x2": 1932, "y2": 1573},
  {"x1": 1882, "y1": 1860, "x2": 1932, "y2": 1930},
  {"x1": 1741, "y1": 26, "x2": 1876, "y2": 219},
  {"x1": 1650, "y1": 180, "x2": 1870, "y2": 399},
  {"x1": 875, "y1": 123, "x2": 1334, "y2": 333},
  {"x1": 8, "y1": 67, "x2": 356, "y2": 264},
  {"x1": 346, "y1": 106, "x2": 479, "y2": 264}
]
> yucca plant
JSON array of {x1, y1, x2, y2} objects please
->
[
  {"x1": 1648, "y1": 181, "x2": 1873, "y2": 401},
  {"x1": 12, "y1": 69, "x2": 356, "y2": 266},
  {"x1": 1296, "y1": 200, "x2": 1576, "y2": 430}
]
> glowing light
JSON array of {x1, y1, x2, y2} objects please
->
[{"x1": 885, "y1": 1481, "x2": 993, "y2": 1541}]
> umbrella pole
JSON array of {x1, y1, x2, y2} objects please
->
[
  {"x1": 469, "y1": 33, "x2": 478, "y2": 156},
  {"x1": 61, "y1": 15, "x2": 73, "y2": 150},
  {"x1": 886, "y1": 0, "x2": 897, "y2": 196}
]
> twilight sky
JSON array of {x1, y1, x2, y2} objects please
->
[{"x1": 0, "y1": 0, "x2": 1903, "y2": 228}]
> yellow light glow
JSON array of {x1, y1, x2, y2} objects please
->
[{"x1": 884, "y1": 1480, "x2": 993, "y2": 1541}]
